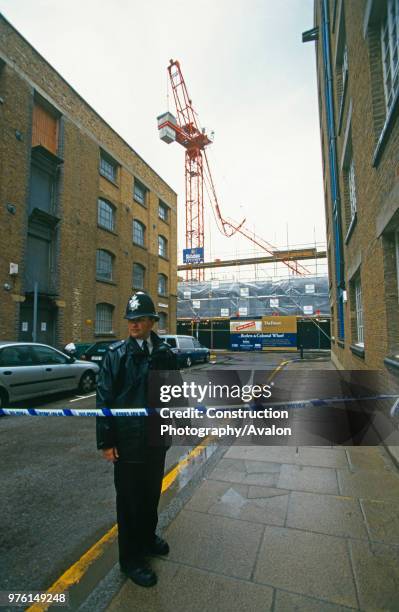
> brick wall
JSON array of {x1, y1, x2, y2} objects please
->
[
  {"x1": 315, "y1": 0, "x2": 399, "y2": 372},
  {"x1": 0, "y1": 15, "x2": 177, "y2": 344}
]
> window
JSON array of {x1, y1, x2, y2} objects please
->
[
  {"x1": 381, "y1": 0, "x2": 399, "y2": 113},
  {"x1": 29, "y1": 162, "x2": 55, "y2": 215},
  {"x1": 159, "y1": 200, "x2": 169, "y2": 222},
  {"x1": 179, "y1": 337, "x2": 194, "y2": 349},
  {"x1": 133, "y1": 263, "x2": 145, "y2": 289},
  {"x1": 26, "y1": 234, "x2": 52, "y2": 292},
  {"x1": 31, "y1": 345, "x2": 68, "y2": 365},
  {"x1": 355, "y1": 276, "x2": 364, "y2": 345},
  {"x1": 133, "y1": 220, "x2": 146, "y2": 247},
  {"x1": 158, "y1": 273, "x2": 167, "y2": 295},
  {"x1": 100, "y1": 152, "x2": 118, "y2": 183},
  {"x1": 0, "y1": 345, "x2": 34, "y2": 367},
  {"x1": 134, "y1": 180, "x2": 147, "y2": 206},
  {"x1": 395, "y1": 229, "x2": 399, "y2": 300},
  {"x1": 95, "y1": 303, "x2": 114, "y2": 334},
  {"x1": 96, "y1": 249, "x2": 113, "y2": 281},
  {"x1": 98, "y1": 199, "x2": 115, "y2": 231},
  {"x1": 348, "y1": 157, "x2": 357, "y2": 219},
  {"x1": 158, "y1": 235, "x2": 168, "y2": 258},
  {"x1": 158, "y1": 312, "x2": 168, "y2": 332},
  {"x1": 342, "y1": 44, "x2": 349, "y2": 90}
]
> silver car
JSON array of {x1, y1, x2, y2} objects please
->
[{"x1": 0, "y1": 341, "x2": 100, "y2": 408}]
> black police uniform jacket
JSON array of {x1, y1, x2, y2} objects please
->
[{"x1": 96, "y1": 331, "x2": 178, "y2": 462}]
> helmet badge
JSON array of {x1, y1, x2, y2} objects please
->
[{"x1": 128, "y1": 295, "x2": 140, "y2": 311}]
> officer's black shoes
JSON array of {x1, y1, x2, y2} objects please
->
[
  {"x1": 145, "y1": 535, "x2": 170, "y2": 556},
  {"x1": 122, "y1": 562, "x2": 157, "y2": 588}
]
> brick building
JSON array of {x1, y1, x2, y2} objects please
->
[
  {"x1": 304, "y1": 0, "x2": 399, "y2": 371},
  {"x1": 0, "y1": 14, "x2": 177, "y2": 347}
]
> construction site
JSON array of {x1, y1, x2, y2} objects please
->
[{"x1": 158, "y1": 60, "x2": 330, "y2": 351}]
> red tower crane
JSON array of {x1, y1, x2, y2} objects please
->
[{"x1": 157, "y1": 59, "x2": 311, "y2": 280}]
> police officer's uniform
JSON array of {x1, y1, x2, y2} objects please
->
[{"x1": 96, "y1": 292, "x2": 177, "y2": 587}]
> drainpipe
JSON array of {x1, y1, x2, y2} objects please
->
[{"x1": 303, "y1": 0, "x2": 345, "y2": 340}]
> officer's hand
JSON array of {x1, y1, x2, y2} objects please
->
[{"x1": 102, "y1": 447, "x2": 119, "y2": 462}]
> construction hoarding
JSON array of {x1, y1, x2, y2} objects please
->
[{"x1": 230, "y1": 316, "x2": 297, "y2": 351}]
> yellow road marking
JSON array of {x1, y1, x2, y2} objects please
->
[
  {"x1": 26, "y1": 438, "x2": 213, "y2": 612},
  {"x1": 161, "y1": 435, "x2": 214, "y2": 493}
]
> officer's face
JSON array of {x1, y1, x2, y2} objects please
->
[{"x1": 127, "y1": 317, "x2": 155, "y2": 340}]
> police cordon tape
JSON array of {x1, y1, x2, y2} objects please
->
[{"x1": 1, "y1": 394, "x2": 399, "y2": 417}]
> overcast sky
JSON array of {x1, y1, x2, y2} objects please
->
[{"x1": 0, "y1": 0, "x2": 324, "y2": 269}]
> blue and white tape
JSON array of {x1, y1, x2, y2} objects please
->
[
  {"x1": 0, "y1": 408, "x2": 149, "y2": 417},
  {"x1": 0, "y1": 394, "x2": 398, "y2": 416}
]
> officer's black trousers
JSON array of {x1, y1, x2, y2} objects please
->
[{"x1": 113, "y1": 448, "x2": 166, "y2": 570}]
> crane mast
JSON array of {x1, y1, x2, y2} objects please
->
[{"x1": 157, "y1": 59, "x2": 311, "y2": 280}]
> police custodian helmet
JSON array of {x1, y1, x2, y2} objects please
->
[{"x1": 124, "y1": 292, "x2": 160, "y2": 321}]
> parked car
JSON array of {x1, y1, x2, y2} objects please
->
[
  {"x1": 0, "y1": 341, "x2": 100, "y2": 408},
  {"x1": 160, "y1": 335, "x2": 210, "y2": 368},
  {"x1": 78, "y1": 340, "x2": 117, "y2": 364}
]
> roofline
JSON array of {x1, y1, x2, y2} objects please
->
[{"x1": 0, "y1": 12, "x2": 177, "y2": 196}]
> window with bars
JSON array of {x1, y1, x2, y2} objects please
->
[
  {"x1": 96, "y1": 249, "x2": 113, "y2": 281},
  {"x1": 355, "y1": 276, "x2": 364, "y2": 345},
  {"x1": 134, "y1": 180, "x2": 147, "y2": 206},
  {"x1": 133, "y1": 263, "x2": 145, "y2": 289},
  {"x1": 159, "y1": 200, "x2": 169, "y2": 222},
  {"x1": 158, "y1": 273, "x2": 167, "y2": 295},
  {"x1": 133, "y1": 220, "x2": 145, "y2": 246},
  {"x1": 158, "y1": 235, "x2": 168, "y2": 258},
  {"x1": 95, "y1": 303, "x2": 114, "y2": 334},
  {"x1": 100, "y1": 153, "x2": 118, "y2": 183},
  {"x1": 348, "y1": 157, "x2": 357, "y2": 220},
  {"x1": 381, "y1": 0, "x2": 399, "y2": 113},
  {"x1": 98, "y1": 199, "x2": 115, "y2": 231}
]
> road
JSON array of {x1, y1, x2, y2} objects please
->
[{"x1": 0, "y1": 350, "x2": 327, "y2": 596}]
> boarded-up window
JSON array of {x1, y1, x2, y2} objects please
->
[{"x1": 32, "y1": 103, "x2": 58, "y2": 154}]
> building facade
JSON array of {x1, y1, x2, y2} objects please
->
[
  {"x1": 308, "y1": 0, "x2": 399, "y2": 371},
  {"x1": 0, "y1": 15, "x2": 177, "y2": 347}
]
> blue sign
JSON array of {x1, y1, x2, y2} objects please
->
[
  {"x1": 230, "y1": 333, "x2": 297, "y2": 351},
  {"x1": 183, "y1": 248, "x2": 204, "y2": 264}
]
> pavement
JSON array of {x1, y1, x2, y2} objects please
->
[{"x1": 83, "y1": 357, "x2": 399, "y2": 612}]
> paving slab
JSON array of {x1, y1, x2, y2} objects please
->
[
  {"x1": 345, "y1": 446, "x2": 394, "y2": 472},
  {"x1": 254, "y1": 526, "x2": 358, "y2": 608},
  {"x1": 247, "y1": 484, "x2": 291, "y2": 499},
  {"x1": 107, "y1": 559, "x2": 274, "y2": 612},
  {"x1": 337, "y1": 468, "x2": 399, "y2": 500},
  {"x1": 295, "y1": 447, "x2": 348, "y2": 468},
  {"x1": 286, "y1": 491, "x2": 368, "y2": 539},
  {"x1": 186, "y1": 479, "x2": 289, "y2": 526},
  {"x1": 274, "y1": 589, "x2": 356, "y2": 611},
  {"x1": 349, "y1": 540, "x2": 399, "y2": 611},
  {"x1": 277, "y1": 464, "x2": 339, "y2": 494},
  {"x1": 209, "y1": 457, "x2": 282, "y2": 486},
  {"x1": 164, "y1": 509, "x2": 264, "y2": 580},
  {"x1": 360, "y1": 499, "x2": 399, "y2": 545},
  {"x1": 225, "y1": 445, "x2": 299, "y2": 464}
]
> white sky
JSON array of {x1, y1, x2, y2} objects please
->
[{"x1": 0, "y1": 0, "x2": 324, "y2": 267}]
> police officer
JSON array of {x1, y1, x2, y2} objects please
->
[{"x1": 96, "y1": 292, "x2": 177, "y2": 587}]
